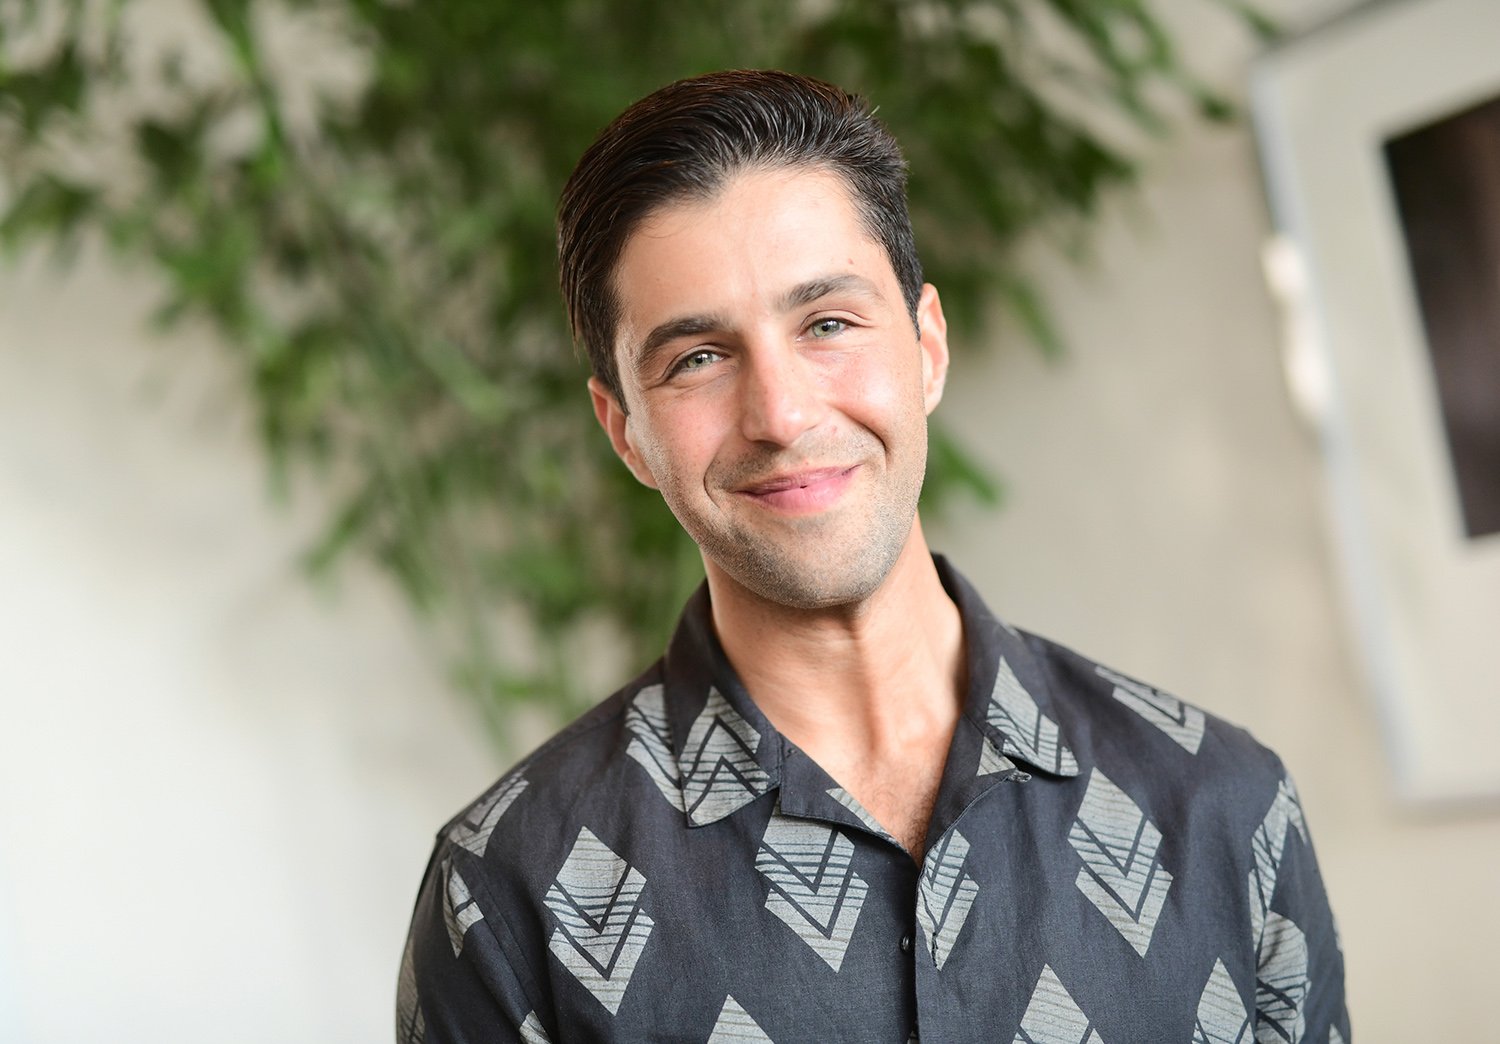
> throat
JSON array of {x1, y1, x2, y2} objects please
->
[{"x1": 828, "y1": 742, "x2": 950, "y2": 860}]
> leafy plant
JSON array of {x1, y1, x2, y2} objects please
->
[{"x1": 0, "y1": 0, "x2": 1262, "y2": 749}]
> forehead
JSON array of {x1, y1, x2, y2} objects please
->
[
  {"x1": 623, "y1": 165, "x2": 875, "y2": 264},
  {"x1": 610, "y1": 167, "x2": 893, "y2": 335}
]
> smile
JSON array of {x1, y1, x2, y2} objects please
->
[{"x1": 734, "y1": 466, "x2": 860, "y2": 514}]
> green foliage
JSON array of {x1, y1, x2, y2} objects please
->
[{"x1": 0, "y1": 0, "x2": 1252, "y2": 748}]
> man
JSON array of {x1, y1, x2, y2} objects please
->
[{"x1": 400, "y1": 70, "x2": 1349, "y2": 1043}]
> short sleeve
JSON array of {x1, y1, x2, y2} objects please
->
[
  {"x1": 1250, "y1": 766, "x2": 1351, "y2": 1043},
  {"x1": 397, "y1": 842, "x2": 553, "y2": 1044}
]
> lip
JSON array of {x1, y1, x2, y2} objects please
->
[{"x1": 734, "y1": 465, "x2": 858, "y2": 514}]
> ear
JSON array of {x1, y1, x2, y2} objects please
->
[
  {"x1": 915, "y1": 283, "x2": 951, "y2": 415},
  {"x1": 588, "y1": 377, "x2": 660, "y2": 489}
]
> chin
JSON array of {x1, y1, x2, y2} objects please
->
[
  {"x1": 747, "y1": 574, "x2": 884, "y2": 611},
  {"x1": 710, "y1": 536, "x2": 907, "y2": 611},
  {"x1": 681, "y1": 476, "x2": 923, "y2": 610}
]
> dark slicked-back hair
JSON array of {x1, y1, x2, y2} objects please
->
[{"x1": 557, "y1": 69, "x2": 923, "y2": 407}]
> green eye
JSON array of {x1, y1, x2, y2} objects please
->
[
  {"x1": 677, "y1": 349, "x2": 719, "y2": 372},
  {"x1": 809, "y1": 317, "x2": 846, "y2": 338}
]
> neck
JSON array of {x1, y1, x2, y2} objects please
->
[{"x1": 705, "y1": 518, "x2": 966, "y2": 762}]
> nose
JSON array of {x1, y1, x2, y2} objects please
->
[{"x1": 737, "y1": 338, "x2": 828, "y2": 447}]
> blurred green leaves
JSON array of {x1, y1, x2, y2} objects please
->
[{"x1": 0, "y1": 0, "x2": 1253, "y2": 749}]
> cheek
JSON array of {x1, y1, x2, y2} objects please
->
[
  {"x1": 830, "y1": 350, "x2": 924, "y2": 429},
  {"x1": 631, "y1": 402, "x2": 726, "y2": 486}
]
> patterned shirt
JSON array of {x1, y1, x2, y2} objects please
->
[{"x1": 399, "y1": 558, "x2": 1350, "y2": 1042}]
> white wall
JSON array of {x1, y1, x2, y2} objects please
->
[
  {"x1": 933, "y1": 2, "x2": 1500, "y2": 1038},
  {"x1": 3, "y1": 2, "x2": 1498, "y2": 1040},
  {"x1": 0, "y1": 252, "x2": 500, "y2": 1042}
]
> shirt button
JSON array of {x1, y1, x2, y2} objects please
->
[{"x1": 900, "y1": 934, "x2": 912, "y2": 953}]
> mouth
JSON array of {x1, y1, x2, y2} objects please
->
[{"x1": 734, "y1": 465, "x2": 859, "y2": 514}]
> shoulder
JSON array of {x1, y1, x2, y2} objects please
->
[
  {"x1": 1009, "y1": 628, "x2": 1349, "y2": 1035},
  {"x1": 402, "y1": 665, "x2": 677, "y2": 1025},
  {"x1": 1015, "y1": 626, "x2": 1292, "y2": 827},
  {"x1": 431, "y1": 662, "x2": 669, "y2": 894}
]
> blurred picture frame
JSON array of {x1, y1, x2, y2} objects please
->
[{"x1": 1253, "y1": 0, "x2": 1500, "y2": 805}]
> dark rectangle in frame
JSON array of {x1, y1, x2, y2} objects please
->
[{"x1": 1384, "y1": 93, "x2": 1500, "y2": 541}]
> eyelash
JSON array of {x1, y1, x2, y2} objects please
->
[
  {"x1": 669, "y1": 349, "x2": 721, "y2": 376},
  {"x1": 664, "y1": 316, "x2": 852, "y2": 377},
  {"x1": 807, "y1": 316, "x2": 848, "y2": 339}
]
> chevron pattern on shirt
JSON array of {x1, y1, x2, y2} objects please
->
[
  {"x1": 1255, "y1": 912, "x2": 1308, "y2": 1044},
  {"x1": 707, "y1": 995, "x2": 773, "y2": 1042},
  {"x1": 625, "y1": 684, "x2": 683, "y2": 811},
  {"x1": 1249, "y1": 776, "x2": 1307, "y2": 949},
  {"x1": 917, "y1": 829, "x2": 979, "y2": 970},
  {"x1": 986, "y1": 657, "x2": 1079, "y2": 775},
  {"x1": 519, "y1": 1011, "x2": 552, "y2": 1044},
  {"x1": 680, "y1": 687, "x2": 773, "y2": 825},
  {"x1": 1096, "y1": 665, "x2": 1205, "y2": 754},
  {"x1": 449, "y1": 773, "x2": 528, "y2": 858},
  {"x1": 977, "y1": 734, "x2": 1019, "y2": 777},
  {"x1": 396, "y1": 932, "x2": 426, "y2": 1044},
  {"x1": 441, "y1": 857, "x2": 484, "y2": 958},
  {"x1": 1014, "y1": 964, "x2": 1105, "y2": 1044},
  {"x1": 1193, "y1": 959, "x2": 1251, "y2": 1044},
  {"x1": 756, "y1": 813, "x2": 868, "y2": 972},
  {"x1": 544, "y1": 827, "x2": 654, "y2": 1015},
  {"x1": 1069, "y1": 768, "x2": 1173, "y2": 956}
]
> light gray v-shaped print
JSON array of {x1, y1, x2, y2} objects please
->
[
  {"x1": 625, "y1": 684, "x2": 683, "y2": 812},
  {"x1": 976, "y1": 734, "x2": 1019, "y2": 777},
  {"x1": 707, "y1": 995, "x2": 774, "y2": 1042},
  {"x1": 1096, "y1": 665, "x2": 1205, "y2": 754},
  {"x1": 756, "y1": 813, "x2": 868, "y2": 972},
  {"x1": 680, "y1": 687, "x2": 773, "y2": 825},
  {"x1": 1255, "y1": 912, "x2": 1309, "y2": 1044},
  {"x1": 449, "y1": 772, "x2": 528, "y2": 857},
  {"x1": 986, "y1": 657, "x2": 1078, "y2": 775},
  {"x1": 917, "y1": 829, "x2": 979, "y2": 970},
  {"x1": 1248, "y1": 776, "x2": 1307, "y2": 950},
  {"x1": 544, "y1": 827, "x2": 654, "y2": 1015},
  {"x1": 1193, "y1": 959, "x2": 1251, "y2": 1044},
  {"x1": 1068, "y1": 769, "x2": 1172, "y2": 956},
  {"x1": 396, "y1": 932, "x2": 426, "y2": 1044},
  {"x1": 1014, "y1": 964, "x2": 1105, "y2": 1044},
  {"x1": 519, "y1": 1011, "x2": 552, "y2": 1044},
  {"x1": 441, "y1": 857, "x2": 484, "y2": 958}
]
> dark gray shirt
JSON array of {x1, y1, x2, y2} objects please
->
[{"x1": 399, "y1": 558, "x2": 1349, "y2": 1042}]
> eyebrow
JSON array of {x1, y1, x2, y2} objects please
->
[
  {"x1": 631, "y1": 313, "x2": 732, "y2": 378},
  {"x1": 776, "y1": 273, "x2": 883, "y2": 313},
  {"x1": 629, "y1": 273, "x2": 887, "y2": 376}
]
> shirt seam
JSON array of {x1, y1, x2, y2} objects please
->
[{"x1": 444, "y1": 836, "x2": 553, "y2": 1033}]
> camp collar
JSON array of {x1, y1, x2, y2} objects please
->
[{"x1": 656, "y1": 555, "x2": 1081, "y2": 830}]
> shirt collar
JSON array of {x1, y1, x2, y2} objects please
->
[
  {"x1": 937, "y1": 556, "x2": 1081, "y2": 780},
  {"x1": 655, "y1": 555, "x2": 1079, "y2": 830}
]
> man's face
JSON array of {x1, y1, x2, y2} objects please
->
[{"x1": 590, "y1": 166, "x2": 950, "y2": 609}]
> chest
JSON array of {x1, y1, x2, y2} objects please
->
[
  {"x1": 835, "y1": 748, "x2": 947, "y2": 857},
  {"x1": 527, "y1": 779, "x2": 1247, "y2": 1044},
  {"x1": 795, "y1": 714, "x2": 959, "y2": 859}
]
